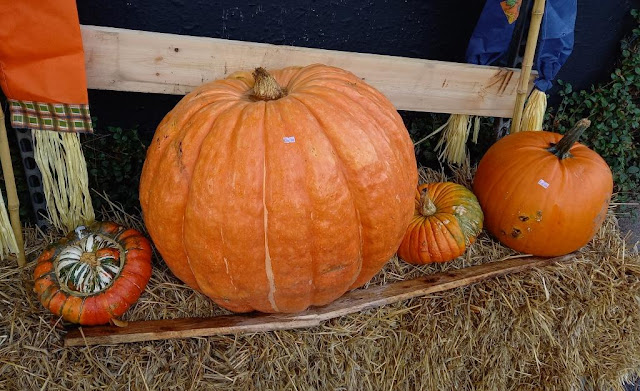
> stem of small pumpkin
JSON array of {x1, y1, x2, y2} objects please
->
[
  {"x1": 548, "y1": 118, "x2": 591, "y2": 160},
  {"x1": 420, "y1": 191, "x2": 438, "y2": 216},
  {"x1": 252, "y1": 67, "x2": 286, "y2": 101}
]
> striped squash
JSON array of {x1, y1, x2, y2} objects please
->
[
  {"x1": 33, "y1": 221, "x2": 152, "y2": 325},
  {"x1": 398, "y1": 182, "x2": 483, "y2": 264}
]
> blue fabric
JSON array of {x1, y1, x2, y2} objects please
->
[
  {"x1": 465, "y1": 0, "x2": 519, "y2": 66},
  {"x1": 534, "y1": 0, "x2": 577, "y2": 91},
  {"x1": 466, "y1": 0, "x2": 577, "y2": 92}
]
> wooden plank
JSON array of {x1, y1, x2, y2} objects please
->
[
  {"x1": 64, "y1": 253, "x2": 573, "y2": 347},
  {"x1": 81, "y1": 25, "x2": 534, "y2": 117}
]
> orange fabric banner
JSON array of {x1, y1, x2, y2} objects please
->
[{"x1": 0, "y1": 0, "x2": 88, "y2": 104}]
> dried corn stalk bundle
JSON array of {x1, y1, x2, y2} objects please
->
[
  {"x1": 520, "y1": 88, "x2": 547, "y2": 131},
  {"x1": 435, "y1": 114, "x2": 473, "y2": 165}
]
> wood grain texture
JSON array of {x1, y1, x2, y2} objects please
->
[
  {"x1": 64, "y1": 253, "x2": 573, "y2": 346},
  {"x1": 81, "y1": 25, "x2": 534, "y2": 117}
]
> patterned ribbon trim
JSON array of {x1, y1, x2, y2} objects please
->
[{"x1": 8, "y1": 99, "x2": 93, "y2": 133}]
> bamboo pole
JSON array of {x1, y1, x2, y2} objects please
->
[
  {"x1": 0, "y1": 105, "x2": 26, "y2": 266},
  {"x1": 510, "y1": 0, "x2": 546, "y2": 133}
]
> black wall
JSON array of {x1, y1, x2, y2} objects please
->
[{"x1": 78, "y1": 0, "x2": 640, "y2": 135}]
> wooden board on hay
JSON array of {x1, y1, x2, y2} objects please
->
[{"x1": 64, "y1": 253, "x2": 574, "y2": 346}]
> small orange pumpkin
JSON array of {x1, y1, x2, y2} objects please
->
[
  {"x1": 33, "y1": 221, "x2": 152, "y2": 325},
  {"x1": 473, "y1": 119, "x2": 613, "y2": 256},
  {"x1": 398, "y1": 182, "x2": 483, "y2": 264}
]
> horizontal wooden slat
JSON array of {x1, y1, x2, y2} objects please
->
[
  {"x1": 81, "y1": 25, "x2": 533, "y2": 117},
  {"x1": 64, "y1": 253, "x2": 572, "y2": 347}
]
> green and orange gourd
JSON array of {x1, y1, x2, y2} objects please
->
[
  {"x1": 398, "y1": 182, "x2": 484, "y2": 264},
  {"x1": 33, "y1": 221, "x2": 152, "y2": 325},
  {"x1": 139, "y1": 65, "x2": 418, "y2": 313}
]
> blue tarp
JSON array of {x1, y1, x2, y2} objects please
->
[
  {"x1": 465, "y1": 0, "x2": 577, "y2": 92},
  {"x1": 465, "y1": 0, "x2": 520, "y2": 66},
  {"x1": 534, "y1": 0, "x2": 577, "y2": 91}
]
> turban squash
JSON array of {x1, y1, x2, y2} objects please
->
[
  {"x1": 473, "y1": 119, "x2": 613, "y2": 256},
  {"x1": 398, "y1": 182, "x2": 483, "y2": 265},
  {"x1": 139, "y1": 65, "x2": 417, "y2": 313},
  {"x1": 33, "y1": 221, "x2": 152, "y2": 325}
]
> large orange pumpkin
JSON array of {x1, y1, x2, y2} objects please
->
[
  {"x1": 473, "y1": 119, "x2": 613, "y2": 256},
  {"x1": 139, "y1": 65, "x2": 417, "y2": 313},
  {"x1": 398, "y1": 182, "x2": 483, "y2": 265}
]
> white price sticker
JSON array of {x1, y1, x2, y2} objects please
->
[{"x1": 537, "y1": 179, "x2": 550, "y2": 189}]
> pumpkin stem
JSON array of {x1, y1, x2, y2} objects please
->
[
  {"x1": 547, "y1": 118, "x2": 591, "y2": 159},
  {"x1": 419, "y1": 191, "x2": 438, "y2": 216},
  {"x1": 252, "y1": 67, "x2": 286, "y2": 101},
  {"x1": 80, "y1": 252, "x2": 99, "y2": 268}
]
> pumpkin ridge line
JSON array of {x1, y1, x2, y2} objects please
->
[
  {"x1": 272, "y1": 100, "x2": 317, "y2": 305},
  {"x1": 76, "y1": 297, "x2": 86, "y2": 323},
  {"x1": 413, "y1": 217, "x2": 426, "y2": 260},
  {"x1": 288, "y1": 95, "x2": 364, "y2": 287},
  {"x1": 219, "y1": 228, "x2": 239, "y2": 295},
  {"x1": 207, "y1": 102, "x2": 251, "y2": 303},
  {"x1": 119, "y1": 268, "x2": 146, "y2": 279},
  {"x1": 425, "y1": 218, "x2": 441, "y2": 262},
  {"x1": 413, "y1": 222, "x2": 424, "y2": 262},
  {"x1": 301, "y1": 84, "x2": 411, "y2": 189},
  {"x1": 298, "y1": 87, "x2": 389, "y2": 174},
  {"x1": 434, "y1": 212, "x2": 465, "y2": 250},
  {"x1": 59, "y1": 297, "x2": 73, "y2": 319},
  {"x1": 429, "y1": 214, "x2": 454, "y2": 261},
  {"x1": 419, "y1": 221, "x2": 433, "y2": 263},
  {"x1": 428, "y1": 183, "x2": 445, "y2": 201},
  {"x1": 330, "y1": 83, "x2": 411, "y2": 183},
  {"x1": 40, "y1": 285, "x2": 60, "y2": 307},
  {"x1": 179, "y1": 101, "x2": 245, "y2": 294},
  {"x1": 143, "y1": 93, "x2": 227, "y2": 205},
  {"x1": 434, "y1": 185, "x2": 463, "y2": 204},
  {"x1": 262, "y1": 102, "x2": 279, "y2": 313}
]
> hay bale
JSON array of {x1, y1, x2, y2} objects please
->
[{"x1": 1, "y1": 169, "x2": 640, "y2": 390}]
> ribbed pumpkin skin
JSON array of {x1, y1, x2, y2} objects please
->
[
  {"x1": 139, "y1": 64, "x2": 417, "y2": 313},
  {"x1": 398, "y1": 182, "x2": 483, "y2": 265},
  {"x1": 473, "y1": 131, "x2": 613, "y2": 256}
]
